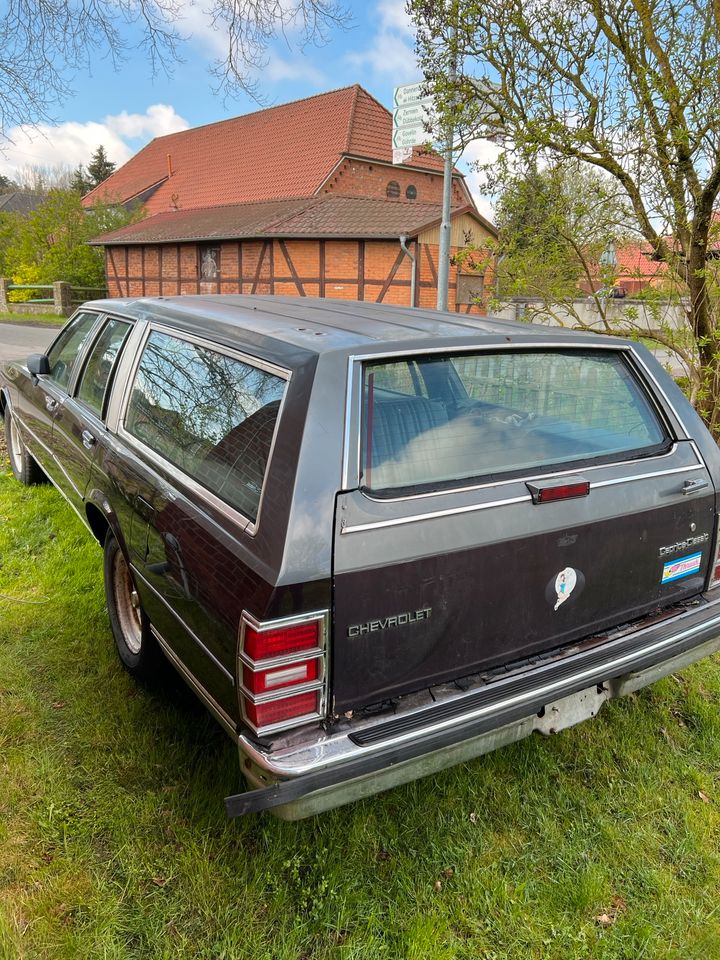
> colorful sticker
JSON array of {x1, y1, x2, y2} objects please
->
[
  {"x1": 554, "y1": 567, "x2": 577, "y2": 610},
  {"x1": 661, "y1": 552, "x2": 702, "y2": 584}
]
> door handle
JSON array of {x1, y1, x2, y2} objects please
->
[
  {"x1": 45, "y1": 395, "x2": 58, "y2": 412},
  {"x1": 682, "y1": 477, "x2": 709, "y2": 495},
  {"x1": 81, "y1": 429, "x2": 96, "y2": 449}
]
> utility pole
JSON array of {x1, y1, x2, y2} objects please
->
[{"x1": 436, "y1": 21, "x2": 457, "y2": 312}]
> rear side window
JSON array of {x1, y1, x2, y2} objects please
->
[
  {"x1": 77, "y1": 318, "x2": 132, "y2": 417},
  {"x1": 125, "y1": 331, "x2": 287, "y2": 522},
  {"x1": 361, "y1": 350, "x2": 668, "y2": 494}
]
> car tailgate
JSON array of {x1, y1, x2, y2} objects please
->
[{"x1": 331, "y1": 439, "x2": 715, "y2": 713}]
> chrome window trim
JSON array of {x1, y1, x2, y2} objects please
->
[
  {"x1": 238, "y1": 609, "x2": 329, "y2": 736},
  {"x1": 341, "y1": 463, "x2": 705, "y2": 535},
  {"x1": 357, "y1": 442, "x2": 692, "y2": 505},
  {"x1": 116, "y1": 322, "x2": 291, "y2": 537},
  {"x1": 342, "y1": 341, "x2": 690, "y2": 496}
]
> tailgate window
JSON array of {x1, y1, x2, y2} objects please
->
[{"x1": 361, "y1": 350, "x2": 669, "y2": 494}]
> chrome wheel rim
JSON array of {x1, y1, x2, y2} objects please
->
[
  {"x1": 9, "y1": 415, "x2": 24, "y2": 475},
  {"x1": 113, "y1": 549, "x2": 143, "y2": 655}
]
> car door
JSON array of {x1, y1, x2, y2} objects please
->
[
  {"x1": 51, "y1": 316, "x2": 134, "y2": 509},
  {"x1": 12, "y1": 311, "x2": 102, "y2": 480}
]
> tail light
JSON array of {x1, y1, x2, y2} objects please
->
[
  {"x1": 708, "y1": 516, "x2": 720, "y2": 589},
  {"x1": 238, "y1": 610, "x2": 328, "y2": 735}
]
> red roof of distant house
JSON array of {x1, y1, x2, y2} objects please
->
[
  {"x1": 614, "y1": 242, "x2": 669, "y2": 282},
  {"x1": 83, "y1": 85, "x2": 456, "y2": 216}
]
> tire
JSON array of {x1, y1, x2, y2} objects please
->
[
  {"x1": 4, "y1": 406, "x2": 45, "y2": 485},
  {"x1": 103, "y1": 531, "x2": 160, "y2": 681}
]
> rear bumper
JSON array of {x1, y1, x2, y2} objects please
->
[{"x1": 226, "y1": 597, "x2": 720, "y2": 819}]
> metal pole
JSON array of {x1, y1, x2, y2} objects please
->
[{"x1": 436, "y1": 23, "x2": 457, "y2": 312}]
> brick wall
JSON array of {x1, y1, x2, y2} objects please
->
[
  {"x1": 104, "y1": 237, "x2": 486, "y2": 313},
  {"x1": 321, "y1": 159, "x2": 467, "y2": 207}
]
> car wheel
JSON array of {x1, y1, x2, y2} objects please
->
[
  {"x1": 4, "y1": 405, "x2": 45, "y2": 485},
  {"x1": 103, "y1": 531, "x2": 160, "y2": 681}
]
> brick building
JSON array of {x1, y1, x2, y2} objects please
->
[{"x1": 88, "y1": 85, "x2": 496, "y2": 311}]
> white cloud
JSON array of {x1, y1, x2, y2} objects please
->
[
  {"x1": 264, "y1": 54, "x2": 325, "y2": 85},
  {"x1": 346, "y1": 0, "x2": 419, "y2": 79},
  {"x1": 459, "y1": 137, "x2": 502, "y2": 222},
  {"x1": 3, "y1": 105, "x2": 189, "y2": 179}
]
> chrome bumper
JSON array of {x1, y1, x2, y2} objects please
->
[{"x1": 226, "y1": 598, "x2": 720, "y2": 819}]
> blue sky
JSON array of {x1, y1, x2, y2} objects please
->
[{"x1": 1, "y1": 0, "x2": 497, "y2": 215}]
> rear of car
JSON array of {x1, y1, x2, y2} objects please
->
[{"x1": 229, "y1": 333, "x2": 720, "y2": 819}]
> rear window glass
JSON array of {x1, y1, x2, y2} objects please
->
[
  {"x1": 361, "y1": 350, "x2": 668, "y2": 494},
  {"x1": 125, "y1": 331, "x2": 287, "y2": 522}
]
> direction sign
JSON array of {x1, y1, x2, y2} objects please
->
[
  {"x1": 392, "y1": 124, "x2": 431, "y2": 149},
  {"x1": 393, "y1": 98, "x2": 434, "y2": 129},
  {"x1": 392, "y1": 84, "x2": 436, "y2": 161},
  {"x1": 393, "y1": 82, "x2": 426, "y2": 107}
]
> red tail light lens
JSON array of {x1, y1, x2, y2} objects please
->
[
  {"x1": 239, "y1": 611, "x2": 327, "y2": 734},
  {"x1": 244, "y1": 621, "x2": 319, "y2": 660},
  {"x1": 244, "y1": 691, "x2": 319, "y2": 729}
]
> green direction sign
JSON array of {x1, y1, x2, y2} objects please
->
[
  {"x1": 392, "y1": 99, "x2": 434, "y2": 129},
  {"x1": 392, "y1": 124, "x2": 429, "y2": 149},
  {"x1": 393, "y1": 82, "x2": 426, "y2": 107}
]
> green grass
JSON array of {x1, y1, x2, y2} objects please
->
[
  {"x1": 0, "y1": 312, "x2": 66, "y2": 327},
  {"x1": 2, "y1": 436, "x2": 720, "y2": 959}
]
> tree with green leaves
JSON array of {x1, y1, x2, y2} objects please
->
[
  {"x1": 4, "y1": 191, "x2": 138, "y2": 292},
  {"x1": 410, "y1": 0, "x2": 720, "y2": 431}
]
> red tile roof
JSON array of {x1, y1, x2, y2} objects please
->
[
  {"x1": 84, "y1": 85, "x2": 451, "y2": 215},
  {"x1": 90, "y1": 196, "x2": 491, "y2": 245}
]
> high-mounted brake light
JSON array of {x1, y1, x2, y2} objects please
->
[
  {"x1": 526, "y1": 478, "x2": 590, "y2": 504},
  {"x1": 239, "y1": 611, "x2": 327, "y2": 735}
]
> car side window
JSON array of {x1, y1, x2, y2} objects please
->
[
  {"x1": 124, "y1": 330, "x2": 287, "y2": 523},
  {"x1": 76, "y1": 318, "x2": 133, "y2": 417},
  {"x1": 45, "y1": 312, "x2": 100, "y2": 390}
]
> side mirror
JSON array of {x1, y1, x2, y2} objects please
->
[{"x1": 27, "y1": 353, "x2": 50, "y2": 376}]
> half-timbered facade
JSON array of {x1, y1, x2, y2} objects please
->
[{"x1": 88, "y1": 86, "x2": 497, "y2": 311}]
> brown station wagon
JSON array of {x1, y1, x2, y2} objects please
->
[{"x1": 3, "y1": 295, "x2": 720, "y2": 819}]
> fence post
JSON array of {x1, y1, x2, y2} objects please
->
[
  {"x1": 53, "y1": 281, "x2": 72, "y2": 316},
  {"x1": 0, "y1": 278, "x2": 9, "y2": 313}
]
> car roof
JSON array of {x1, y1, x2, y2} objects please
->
[{"x1": 85, "y1": 294, "x2": 618, "y2": 366}]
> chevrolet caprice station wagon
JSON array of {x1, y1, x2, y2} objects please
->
[{"x1": 3, "y1": 296, "x2": 720, "y2": 819}]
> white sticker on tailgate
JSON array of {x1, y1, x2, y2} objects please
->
[{"x1": 661, "y1": 552, "x2": 702, "y2": 584}]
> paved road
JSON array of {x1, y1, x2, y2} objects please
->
[{"x1": 0, "y1": 323, "x2": 56, "y2": 363}]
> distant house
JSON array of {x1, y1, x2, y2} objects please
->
[
  {"x1": 0, "y1": 192, "x2": 47, "y2": 215},
  {"x1": 86, "y1": 85, "x2": 497, "y2": 312},
  {"x1": 579, "y1": 240, "x2": 670, "y2": 296}
]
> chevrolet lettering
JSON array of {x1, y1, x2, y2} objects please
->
[
  {"x1": 3, "y1": 295, "x2": 720, "y2": 820},
  {"x1": 347, "y1": 608, "x2": 433, "y2": 637}
]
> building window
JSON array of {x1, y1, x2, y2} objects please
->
[
  {"x1": 456, "y1": 273, "x2": 486, "y2": 305},
  {"x1": 200, "y1": 245, "x2": 220, "y2": 280},
  {"x1": 386, "y1": 180, "x2": 400, "y2": 199},
  {"x1": 406, "y1": 184, "x2": 417, "y2": 200}
]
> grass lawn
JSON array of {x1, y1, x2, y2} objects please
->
[
  {"x1": 0, "y1": 312, "x2": 66, "y2": 327},
  {"x1": 1, "y1": 435, "x2": 720, "y2": 959}
]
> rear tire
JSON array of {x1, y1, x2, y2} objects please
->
[
  {"x1": 4, "y1": 406, "x2": 45, "y2": 485},
  {"x1": 103, "y1": 531, "x2": 160, "y2": 681}
]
